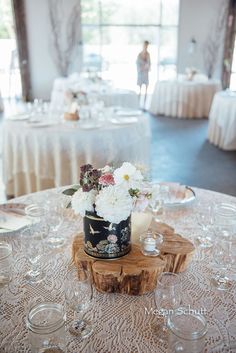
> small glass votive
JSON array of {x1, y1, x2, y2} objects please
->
[
  {"x1": 0, "y1": 242, "x2": 13, "y2": 287},
  {"x1": 27, "y1": 302, "x2": 66, "y2": 353},
  {"x1": 167, "y1": 307, "x2": 208, "y2": 353},
  {"x1": 140, "y1": 230, "x2": 163, "y2": 256}
]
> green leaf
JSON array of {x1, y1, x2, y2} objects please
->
[{"x1": 62, "y1": 188, "x2": 77, "y2": 196}]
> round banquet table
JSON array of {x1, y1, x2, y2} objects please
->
[
  {"x1": 208, "y1": 91, "x2": 236, "y2": 150},
  {"x1": 1, "y1": 187, "x2": 236, "y2": 352},
  {"x1": 149, "y1": 79, "x2": 221, "y2": 118},
  {"x1": 3, "y1": 114, "x2": 150, "y2": 197},
  {"x1": 51, "y1": 76, "x2": 139, "y2": 110}
]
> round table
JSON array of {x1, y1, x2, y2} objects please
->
[
  {"x1": 3, "y1": 114, "x2": 150, "y2": 197},
  {"x1": 1, "y1": 187, "x2": 236, "y2": 352},
  {"x1": 149, "y1": 79, "x2": 221, "y2": 118},
  {"x1": 51, "y1": 76, "x2": 139, "y2": 110},
  {"x1": 208, "y1": 91, "x2": 236, "y2": 150}
]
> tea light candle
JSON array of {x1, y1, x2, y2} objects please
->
[{"x1": 143, "y1": 238, "x2": 156, "y2": 252}]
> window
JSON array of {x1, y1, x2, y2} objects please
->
[{"x1": 81, "y1": 0, "x2": 179, "y2": 92}]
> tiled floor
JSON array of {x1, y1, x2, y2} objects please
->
[{"x1": 0, "y1": 107, "x2": 236, "y2": 203}]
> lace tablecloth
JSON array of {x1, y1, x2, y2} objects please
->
[{"x1": 1, "y1": 187, "x2": 236, "y2": 353}]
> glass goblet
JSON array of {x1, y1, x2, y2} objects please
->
[
  {"x1": 65, "y1": 267, "x2": 93, "y2": 338},
  {"x1": 153, "y1": 272, "x2": 181, "y2": 341},
  {"x1": 150, "y1": 184, "x2": 170, "y2": 223},
  {"x1": 196, "y1": 204, "x2": 213, "y2": 248},
  {"x1": 210, "y1": 237, "x2": 236, "y2": 290},
  {"x1": 21, "y1": 228, "x2": 45, "y2": 284}
]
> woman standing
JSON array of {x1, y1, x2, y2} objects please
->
[{"x1": 136, "y1": 40, "x2": 151, "y2": 108}]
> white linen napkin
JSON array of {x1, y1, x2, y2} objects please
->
[{"x1": 0, "y1": 210, "x2": 31, "y2": 232}]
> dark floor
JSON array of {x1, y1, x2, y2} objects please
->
[{"x1": 149, "y1": 114, "x2": 236, "y2": 196}]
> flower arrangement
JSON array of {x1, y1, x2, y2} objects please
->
[
  {"x1": 185, "y1": 67, "x2": 198, "y2": 81},
  {"x1": 64, "y1": 162, "x2": 151, "y2": 224}
]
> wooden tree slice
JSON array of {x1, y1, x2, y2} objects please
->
[
  {"x1": 72, "y1": 234, "x2": 166, "y2": 295},
  {"x1": 160, "y1": 233, "x2": 195, "y2": 273},
  {"x1": 72, "y1": 219, "x2": 195, "y2": 295}
]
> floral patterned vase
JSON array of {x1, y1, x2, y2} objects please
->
[{"x1": 83, "y1": 211, "x2": 131, "y2": 259}]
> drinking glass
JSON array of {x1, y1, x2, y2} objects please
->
[
  {"x1": 153, "y1": 272, "x2": 181, "y2": 341},
  {"x1": 196, "y1": 204, "x2": 213, "y2": 248},
  {"x1": 213, "y1": 203, "x2": 236, "y2": 233},
  {"x1": 44, "y1": 196, "x2": 65, "y2": 249},
  {"x1": 27, "y1": 302, "x2": 66, "y2": 353},
  {"x1": 0, "y1": 242, "x2": 13, "y2": 287},
  {"x1": 210, "y1": 237, "x2": 236, "y2": 290},
  {"x1": 149, "y1": 184, "x2": 170, "y2": 223},
  {"x1": 65, "y1": 267, "x2": 93, "y2": 338},
  {"x1": 167, "y1": 307, "x2": 207, "y2": 353},
  {"x1": 25, "y1": 204, "x2": 48, "y2": 235},
  {"x1": 21, "y1": 228, "x2": 45, "y2": 284}
]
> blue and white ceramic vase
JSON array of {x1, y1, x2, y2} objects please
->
[{"x1": 83, "y1": 211, "x2": 131, "y2": 259}]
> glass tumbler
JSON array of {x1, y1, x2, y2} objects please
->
[
  {"x1": 0, "y1": 242, "x2": 13, "y2": 287},
  {"x1": 167, "y1": 307, "x2": 207, "y2": 353},
  {"x1": 27, "y1": 302, "x2": 66, "y2": 353}
]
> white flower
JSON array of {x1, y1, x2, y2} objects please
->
[
  {"x1": 95, "y1": 185, "x2": 133, "y2": 224},
  {"x1": 71, "y1": 189, "x2": 97, "y2": 216},
  {"x1": 114, "y1": 162, "x2": 143, "y2": 189},
  {"x1": 101, "y1": 165, "x2": 113, "y2": 174}
]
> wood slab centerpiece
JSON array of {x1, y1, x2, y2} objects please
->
[
  {"x1": 65, "y1": 162, "x2": 195, "y2": 295},
  {"x1": 72, "y1": 221, "x2": 195, "y2": 295}
]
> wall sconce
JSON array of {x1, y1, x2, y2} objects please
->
[{"x1": 188, "y1": 37, "x2": 197, "y2": 54}]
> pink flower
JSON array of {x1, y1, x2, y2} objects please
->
[
  {"x1": 99, "y1": 173, "x2": 115, "y2": 186},
  {"x1": 107, "y1": 234, "x2": 118, "y2": 243}
]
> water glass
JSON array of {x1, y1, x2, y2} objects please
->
[
  {"x1": 213, "y1": 203, "x2": 236, "y2": 232},
  {"x1": 154, "y1": 272, "x2": 181, "y2": 341},
  {"x1": 21, "y1": 228, "x2": 45, "y2": 284},
  {"x1": 27, "y1": 302, "x2": 66, "y2": 353},
  {"x1": 210, "y1": 237, "x2": 236, "y2": 290},
  {"x1": 65, "y1": 267, "x2": 93, "y2": 338},
  {"x1": 0, "y1": 242, "x2": 13, "y2": 287},
  {"x1": 167, "y1": 307, "x2": 207, "y2": 353}
]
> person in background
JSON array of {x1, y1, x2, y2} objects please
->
[{"x1": 136, "y1": 40, "x2": 151, "y2": 109}]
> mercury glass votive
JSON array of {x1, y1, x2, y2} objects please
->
[{"x1": 140, "y1": 230, "x2": 163, "y2": 257}]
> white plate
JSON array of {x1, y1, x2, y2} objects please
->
[
  {"x1": 26, "y1": 121, "x2": 57, "y2": 128},
  {"x1": 165, "y1": 186, "x2": 196, "y2": 207},
  {"x1": 110, "y1": 117, "x2": 138, "y2": 125},
  {"x1": 0, "y1": 203, "x2": 28, "y2": 234},
  {"x1": 79, "y1": 121, "x2": 103, "y2": 130},
  {"x1": 116, "y1": 109, "x2": 142, "y2": 117},
  {"x1": 7, "y1": 113, "x2": 30, "y2": 121}
]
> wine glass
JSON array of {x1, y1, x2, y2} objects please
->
[
  {"x1": 21, "y1": 227, "x2": 45, "y2": 284},
  {"x1": 44, "y1": 195, "x2": 65, "y2": 249},
  {"x1": 210, "y1": 236, "x2": 236, "y2": 290},
  {"x1": 153, "y1": 272, "x2": 181, "y2": 341},
  {"x1": 196, "y1": 204, "x2": 214, "y2": 248},
  {"x1": 149, "y1": 184, "x2": 170, "y2": 223},
  {"x1": 65, "y1": 267, "x2": 93, "y2": 338}
]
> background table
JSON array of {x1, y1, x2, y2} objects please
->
[
  {"x1": 1, "y1": 187, "x2": 236, "y2": 352},
  {"x1": 149, "y1": 79, "x2": 221, "y2": 118},
  {"x1": 51, "y1": 76, "x2": 139, "y2": 110},
  {"x1": 208, "y1": 91, "x2": 236, "y2": 150},
  {"x1": 3, "y1": 114, "x2": 150, "y2": 197}
]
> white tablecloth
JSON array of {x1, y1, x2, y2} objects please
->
[
  {"x1": 51, "y1": 76, "x2": 139, "y2": 110},
  {"x1": 0, "y1": 90, "x2": 4, "y2": 112},
  {"x1": 3, "y1": 115, "x2": 150, "y2": 197},
  {"x1": 1, "y1": 187, "x2": 236, "y2": 352},
  {"x1": 208, "y1": 91, "x2": 236, "y2": 150},
  {"x1": 149, "y1": 80, "x2": 221, "y2": 118}
]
